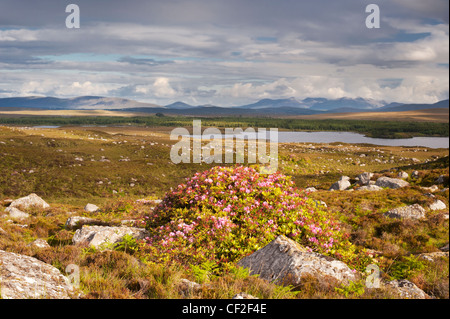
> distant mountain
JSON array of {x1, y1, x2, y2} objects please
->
[
  {"x1": 1, "y1": 96, "x2": 448, "y2": 117},
  {"x1": 377, "y1": 99, "x2": 449, "y2": 112},
  {"x1": 0, "y1": 96, "x2": 161, "y2": 110},
  {"x1": 121, "y1": 106, "x2": 323, "y2": 116},
  {"x1": 238, "y1": 97, "x2": 306, "y2": 109}
]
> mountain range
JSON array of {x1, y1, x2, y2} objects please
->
[{"x1": 0, "y1": 96, "x2": 448, "y2": 116}]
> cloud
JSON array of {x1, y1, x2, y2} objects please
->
[{"x1": 0, "y1": 0, "x2": 448, "y2": 105}]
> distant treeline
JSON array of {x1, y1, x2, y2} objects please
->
[{"x1": 0, "y1": 115, "x2": 448, "y2": 138}]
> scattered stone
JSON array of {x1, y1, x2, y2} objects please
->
[
  {"x1": 429, "y1": 200, "x2": 447, "y2": 211},
  {"x1": 436, "y1": 175, "x2": 446, "y2": 184},
  {"x1": 84, "y1": 203, "x2": 100, "y2": 213},
  {"x1": 397, "y1": 171, "x2": 409, "y2": 179},
  {"x1": 237, "y1": 235, "x2": 358, "y2": 286},
  {"x1": 305, "y1": 187, "x2": 317, "y2": 193},
  {"x1": 178, "y1": 278, "x2": 202, "y2": 296},
  {"x1": 385, "y1": 279, "x2": 428, "y2": 299},
  {"x1": 418, "y1": 251, "x2": 449, "y2": 262},
  {"x1": 356, "y1": 185, "x2": 383, "y2": 191},
  {"x1": 72, "y1": 225, "x2": 149, "y2": 249},
  {"x1": 421, "y1": 185, "x2": 439, "y2": 193},
  {"x1": 357, "y1": 172, "x2": 373, "y2": 186},
  {"x1": 27, "y1": 238, "x2": 50, "y2": 249},
  {"x1": 0, "y1": 250, "x2": 74, "y2": 299},
  {"x1": 411, "y1": 171, "x2": 420, "y2": 179},
  {"x1": 232, "y1": 293, "x2": 259, "y2": 299},
  {"x1": 8, "y1": 193, "x2": 50, "y2": 210},
  {"x1": 440, "y1": 243, "x2": 449, "y2": 252},
  {"x1": 384, "y1": 204, "x2": 426, "y2": 220},
  {"x1": 4, "y1": 207, "x2": 30, "y2": 220},
  {"x1": 375, "y1": 177, "x2": 409, "y2": 189},
  {"x1": 329, "y1": 176, "x2": 351, "y2": 191}
]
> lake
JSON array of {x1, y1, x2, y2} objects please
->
[{"x1": 191, "y1": 131, "x2": 449, "y2": 149}]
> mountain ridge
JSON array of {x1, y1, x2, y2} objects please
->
[{"x1": 0, "y1": 96, "x2": 448, "y2": 116}]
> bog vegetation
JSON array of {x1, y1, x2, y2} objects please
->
[{"x1": 0, "y1": 124, "x2": 448, "y2": 299}]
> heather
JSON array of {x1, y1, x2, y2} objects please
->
[{"x1": 143, "y1": 165, "x2": 369, "y2": 271}]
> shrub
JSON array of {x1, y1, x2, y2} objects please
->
[{"x1": 143, "y1": 165, "x2": 367, "y2": 270}]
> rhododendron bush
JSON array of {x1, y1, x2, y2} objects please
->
[{"x1": 143, "y1": 165, "x2": 363, "y2": 269}]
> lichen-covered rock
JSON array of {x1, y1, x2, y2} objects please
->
[
  {"x1": 429, "y1": 200, "x2": 447, "y2": 211},
  {"x1": 72, "y1": 225, "x2": 149, "y2": 249},
  {"x1": 27, "y1": 239, "x2": 50, "y2": 249},
  {"x1": 8, "y1": 193, "x2": 50, "y2": 210},
  {"x1": 237, "y1": 235, "x2": 358, "y2": 286},
  {"x1": 384, "y1": 204, "x2": 426, "y2": 220},
  {"x1": 0, "y1": 250, "x2": 73, "y2": 299},
  {"x1": 357, "y1": 172, "x2": 373, "y2": 186},
  {"x1": 375, "y1": 177, "x2": 409, "y2": 189},
  {"x1": 84, "y1": 203, "x2": 100, "y2": 213},
  {"x1": 386, "y1": 279, "x2": 428, "y2": 299},
  {"x1": 356, "y1": 185, "x2": 383, "y2": 191},
  {"x1": 329, "y1": 176, "x2": 351, "y2": 191},
  {"x1": 4, "y1": 207, "x2": 29, "y2": 220}
]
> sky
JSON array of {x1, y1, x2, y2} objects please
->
[{"x1": 0, "y1": 0, "x2": 448, "y2": 106}]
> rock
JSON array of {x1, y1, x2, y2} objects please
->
[
  {"x1": 375, "y1": 177, "x2": 409, "y2": 189},
  {"x1": 429, "y1": 200, "x2": 447, "y2": 211},
  {"x1": 356, "y1": 185, "x2": 383, "y2": 191},
  {"x1": 411, "y1": 171, "x2": 420, "y2": 179},
  {"x1": 436, "y1": 175, "x2": 446, "y2": 184},
  {"x1": 305, "y1": 187, "x2": 317, "y2": 193},
  {"x1": 357, "y1": 172, "x2": 373, "y2": 186},
  {"x1": 0, "y1": 250, "x2": 73, "y2": 299},
  {"x1": 418, "y1": 251, "x2": 449, "y2": 262},
  {"x1": 65, "y1": 216, "x2": 101, "y2": 230},
  {"x1": 4, "y1": 207, "x2": 30, "y2": 220},
  {"x1": 27, "y1": 239, "x2": 50, "y2": 249},
  {"x1": 386, "y1": 279, "x2": 428, "y2": 299},
  {"x1": 233, "y1": 293, "x2": 258, "y2": 299},
  {"x1": 178, "y1": 278, "x2": 202, "y2": 296},
  {"x1": 440, "y1": 243, "x2": 449, "y2": 252},
  {"x1": 384, "y1": 204, "x2": 426, "y2": 220},
  {"x1": 421, "y1": 185, "x2": 439, "y2": 193},
  {"x1": 237, "y1": 235, "x2": 358, "y2": 286},
  {"x1": 84, "y1": 203, "x2": 100, "y2": 213},
  {"x1": 329, "y1": 176, "x2": 351, "y2": 191},
  {"x1": 72, "y1": 225, "x2": 149, "y2": 249},
  {"x1": 8, "y1": 193, "x2": 50, "y2": 210},
  {"x1": 398, "y1": 171, "x2": 409, "y2": 179}
]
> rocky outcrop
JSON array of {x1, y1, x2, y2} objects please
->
[
  {"x1": 375, "y1": 177, "x2": 409, "y2": 189},
  {"x1": 329, "y1": 176, "x2": 351, "y2": 191},
  {"x1": 8, "y1": 193, "x2": 50, "y2": 210},
  {"x1": 72, "y1": 225, "x2": 149, "y2": 249},
  {"x1": 0, "y1": 250, "x2": 73, "y2": 299},
  {"x1": 237, "y1": 235, "x2": 358, "y2": 286},
  {"x1": 386, "y1": 279, "x2": 428, "y2": 299},
  {"x1": 384, "y1": 204, "x2": 426, "y2": 220}
]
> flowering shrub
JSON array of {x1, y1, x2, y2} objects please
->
[{"x1": 143, "y1": 165, "x2": 363, "y2": 269}]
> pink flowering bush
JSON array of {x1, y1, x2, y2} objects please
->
[{"x1": 143, "y1": 165, "x2": 363, "y2": 270}]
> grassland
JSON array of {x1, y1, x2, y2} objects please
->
[{"x1": 0, "y1": 124, "x2": 448, "y2": 299}]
